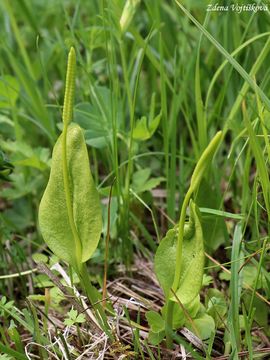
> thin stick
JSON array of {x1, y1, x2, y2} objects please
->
[
  {"x1": 170, "y1": 288, "x2": 201, "y2": 340},
  {"x1": 102, "y1": 178, "x2": 115, "y2": 308},
  {"x1": 205, "y1": 252, "x2": 270, "y2": 306},
  {"x1": 37, "y1": 263, "x2": 102, "y2": 334}
]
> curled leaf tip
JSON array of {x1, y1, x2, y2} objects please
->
[
  {"x1": 62, "y1": 47, "x2": 76, "y2": 126},
  {"x1": 190, "y1": 130, "x2": 223, "y2": 193}
]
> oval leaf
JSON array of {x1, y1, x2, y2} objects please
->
[
  {"x1": 146, "y1": 310, "x2": 165, "y2": 333},
  {"x1": 161, "y1": 295, "x2": 201, "y2": 329},
  {"x1": 154, "y1": 226, "x2": 176, "y2": 299},
  {"x1": 174, "y1": 201, "x2": 204, "y2": 304},
  {"x1": 186, "y1": 312, "x2": 215, "y2": 340},
  {"x1": 39, "y1": 123, "x2": 102, "y2": 267},
  {"x1": 154, "y1": 201, "x2": 204, "y2": 305}
]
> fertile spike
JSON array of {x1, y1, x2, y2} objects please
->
[{"x1": 62, "y1": 47, "x2": 76, "y2": 125}]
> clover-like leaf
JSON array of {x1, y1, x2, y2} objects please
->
[
  {"x1": 146, "y1": 310, "x2": 165, "y2": 333},
  {"x1": 64, "y1": 309, "x2": 86, "y2": 326},
  {"x1": 132, "y1": 113, "x2": 161, "y2": 141},
  {"x1": 148, "y1": 330, "x2": 165, "y2": 345},
  {"x1": 146, "y1": 310, "x2": 166, "y2": 345}
]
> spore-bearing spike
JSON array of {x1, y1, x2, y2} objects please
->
[{"x1": 62, "y1": 47, "x2": 76, "y2": 126}]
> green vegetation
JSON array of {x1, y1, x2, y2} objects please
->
[{"x1": 0, "y1": 1, "x2": 269, "y2": 359}]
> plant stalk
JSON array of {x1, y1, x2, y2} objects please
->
[
  {"x1": 165, "y1": 187, "x2": 193, "y2": 348},
  {"x1": 62, "y1": 123, "x2": 82, "y2": 270},
  {"x1": 79, "y1": 263, "x2": 113, "y2": 339}
]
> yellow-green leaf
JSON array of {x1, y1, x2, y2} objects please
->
[
  {"x1": 39, "y1": 123, "x2": 102, "y2": 268},
  {"x1": 154, "y1": 201, "x2": 204, "y2": 305}
]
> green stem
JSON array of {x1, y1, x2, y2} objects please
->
[
  {"x1": 62, "y1": 123, "x2": 82, "y2": 269},
  {"x1": 61, "y1": 48, "x2": 111, "y2": 338},
  {"x1": 172, "y1": 188, "x2": 193, "y2": 291},
  {"x1": 165, "y1": 300, "x2": 174, "y2": 349},
  {"x1": 165, "y1": 187, "x2": 193, "y2": 348},
  {"x1": 61, "y1": 130, "x2": 102, "y2": 329},
  {"x1": 248, "y1": 238, "x2": 267, "y2": 321},
  {"x1": 165, "y1": 130, "x2": 222, "y2": 347},
  {"x1": 119, "y1": 41, "x2": 133, "y2": 198},
  {"x1": 119, "y1": 40, "x2": 134, "y2": 264},
  {"x1": 61, "y1": 47, "x2": 82, "y2": 269},
  {"x1": 79, "y1": 263, "x2": 113, "y2": 340}
]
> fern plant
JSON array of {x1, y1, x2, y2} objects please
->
[{"x1": 147, "y1": 131, "x2": 223, "y2": 347}]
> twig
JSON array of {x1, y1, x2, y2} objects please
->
[{"x1": 36, "y1": 263, "x2": 102, "y2": 334}]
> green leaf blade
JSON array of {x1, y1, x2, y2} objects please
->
[
  {"x1": 39, "y1": 123, "x2": 102, "y2": 267},
  {"x1": 154, "y1": 227, "x2": 177, "y2": 299},
  {"x1": 174, "y1": 202, "x2": 204, "y2": 305},
  {"x1": 155, "y1": 201, "x2": 204, "y2": 305}
]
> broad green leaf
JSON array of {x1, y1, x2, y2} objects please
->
[
  {"x1": 49, "y1": 287, "x2": 66, "y2": 309},
  {"x1": 74, "y1": 87, "x2": 122, "y2": 149},
  {"x1": 132, "y1": 168, "x2": 151, "y2": 189},
  {"x1": 146, "y1": 310, "x2": 165, "y2": 345},
  {"x1": 75, "y1": 102, "x2": 110, "y2": 149},
  {"x1": 132, "y1": 168, "x2": 164, "y2": 193},
  {"x1": 146, "y1": 310, "x2": 165, "y2": 333},
  {"x1": 186, "y1": 312, "x2": 215, "y2": 340},
  {"x1": 243, "y1": 293, "x2": 268, "y2": 328},
  {"x1": 1, "y1": 198, "x2": 33, "y2": 232},
  {"x1": 32, "y1": 253, "x2": 48, "y2": 264},
  {"x1": 161, "y1": 295, "x2": 201, "y2": 329},
  {"x1": 173, "y1": 295, "x2": 201, "y2": 329},
  {"x1": 0, "y1": 139, "x2": 50, "y2": 171},
  {"x1": 133, "y1": 116, "x2": 149, "y2": 140},
  {"x1": 1, "y1": 173, "x2": 42, "y2": 200},
  {"x1": 206, "y1": 289, "x2": 227, "y2": 328},
  {"x1": 242, "y1": 264, "x2": 258, "y2": 287},
  {"x1": 154, "y1": 227, "x2": 177, "y2": 299},
  {"x1": 174, "y1": 202, "x2": 204, "y2": 304},
  {"x1": 139, "y1": 177, "x2": 164, "y2": 193},
  {"x1": 155, "y1": 201, "x2": 204, "y2": 305},
  {"x1": 39, "y1": 123, "x2": 102, "y2": 268},
  {"x1": 0, "y1": 115, "x2": 15, "y2": 138},
  {"x1": 148, "y1": 330, "x2": 165, "y2": 346}
]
